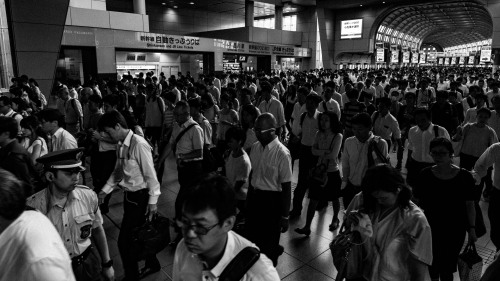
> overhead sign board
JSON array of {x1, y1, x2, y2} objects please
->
[
  {"x1": 451, "y1": 57, "x2": 457, "y2": 65},
  {"x1": 419, "y1": 53, "x2": 426, "y2": 64},
  {"x1": 391, "y1": 51, "x2": 399, "y2": 63},
  {"x1": 341, "y1": 19, "x2": 363, "y2": 39},
  {"x1": 376, "y1": 48, "x2": 385, "y2": 62},
  {"x1": 402, "y1": 52, "x2": 410, "y2": 63},
  {"x1": 480, "y1": 46, "x2": 491, "y2": 63},
  {"x1": 469, "y1": 56, "x2": 475, "y2": 65},
  {"x1": 459, "y1": 57, "x2": 465, "y2": 64},
  {"x1": 411, "y1": 52, "x2": 419, "y2": 64}
]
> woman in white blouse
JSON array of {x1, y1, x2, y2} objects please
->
[{"x1": 20, "y1": 116, "x2": 48, "y2": 166}]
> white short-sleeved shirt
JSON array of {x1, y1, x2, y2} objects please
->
[
  {"x1": 225, "y1": 151, "x2": 252, "y2": 200},
  {"x1": 173, "y1": 230, "x2": 279, "y2": 281},
  {"x1": 49, "y1": 127, "x2": 78, "y2": 152},
  {"x1": 0, "y1": 211, "x2": 75, "y2": 281},
  {"x1": 249, "y1": 138, "x2": 292, "y2": 192},
  {"x1": 408, "y1": 123, "x2": 450, "y2": 163},
  {"x1": 258, "y1": 98, "x2": 286, "y2": 128},
  {"x1": 372, "y1": 112, "x2": 401, "y2": 140},
  {"x1": 170, "y1": 117, "x2": 204, "y2": 159},
  {"x1": 26, "y1": 186, "x2": 103, "y2": 257}
]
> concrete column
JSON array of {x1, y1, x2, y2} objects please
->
[
  {"x1": 133, "y1": 0, "x2": 145, "y2": 15},
  {"x1": 245, "y1": 0, "x2": 254, "y2": 27},
  {"x1": 275, "y1": 5, "x2": 283, "y2": 30}
]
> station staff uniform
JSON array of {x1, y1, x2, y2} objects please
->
[
  {"x1": 101, "y1": 130, "x2": 161, "y2": 279},
  {"x1": 246, "y1": 137, "x2": 292, "y2": 266},
  {"x1": 26, "y1": 149, "x2": 104, "y2": 281}
]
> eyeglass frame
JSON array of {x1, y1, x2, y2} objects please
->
[
  {"x1": 176, "y1": 218, "x2": 220, "y2": 236},
  {"x1": 252, "y1": 127, "x2": 275, "y2": 134}
]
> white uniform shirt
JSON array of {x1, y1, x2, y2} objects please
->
[
  {"x1": 0, "y1": 211, "x2": 75, "y2": 281},
  {"x1": 49, "y1": 127, "x2": 78, "y2": 152},
  {"x1": 249, "y1": 138, "x2": 292, "y2": 192},
  {"x1": 173, "y1": 231, "x2": 279, "y2": 281}
]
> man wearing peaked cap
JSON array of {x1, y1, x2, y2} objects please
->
[{"x1": 26, "y1": 148, "x2": 115, "y2": 281}]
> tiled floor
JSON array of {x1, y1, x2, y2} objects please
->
[{"x1": 91, "y1": 149, "x2": 497, "y2": 281}]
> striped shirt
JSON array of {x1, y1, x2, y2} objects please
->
[{"x1": 343, "y1": 102, "x2": 367, "y2": 130}]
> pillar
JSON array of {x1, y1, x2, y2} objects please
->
[
  {"x1": 245, "y1": 0, "x2": 254, "y2": 27},
  {"x1": 275, "y1": 5, "x2": 283, "y2": 30},
  {"x1": 487, "y1": 0, "x2": 500, "y2": 71},
  {"x1": 133, "y1": 0, "x2": 146, "y2": 15}
]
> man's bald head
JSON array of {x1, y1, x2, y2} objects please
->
[{"x1": 256, "y1": 113, "x2": 276, "y2": 130}]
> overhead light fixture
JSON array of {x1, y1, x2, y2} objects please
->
[
  {"x1": 173, "y1": 5, "x2": 178, "y2": 8},
  {"x1": 162, "y1": 2, "x2": 166, "y2": 5},
  {"x1": 360, "y1": 4, "x2": 363, "y2": 6},
  {"x1": 189, "y1": 1, "x2": 194, "y2": 4}
]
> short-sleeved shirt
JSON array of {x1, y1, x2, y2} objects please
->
[
  {"x1": 416, "y1": 168, "x2": 475, "y2": 231},
  {"x1": 49, "y1": 127, "x2": 78, "y2": 152},
  {"x1": 408, "y1": 124, "x2": 450, "y2": 163},
  {"x1": 0, "y1": 211, "x2": 75, "y2": 281},
  {"x1": 26, "y1": 186, "x2": 103, "y2": 257},
  {"x1": 292, "y1": 111, "x2": 319, "y2": 146},
  {"x1": 170, "y1": 117, "x2": 204, "y2": 159},
  {"x1": 225, "y1": 151, "x2": 252, "y2": 200},
  {"x1": 258, "y1": 98, "x2": 286, "y2": 128},
  {"x1": 372, "y1": 112, "x2": 401, "y2": 140},
  {"x1": 64, "y1": 98, "x2": 83, "y2": 124},
  {"x1": 173, "y1": 231, "x2": 279, "y2": 281},
  {"x1": 460, "y1": 124, "x2": 498, "y2": 157},
  {"x1": 249, "y1": 138, "x2": 292, "y2": 192}
]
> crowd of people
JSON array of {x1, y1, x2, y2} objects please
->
[{"x1": 1, "y1": 66, "x2": 500, "y2": 280}]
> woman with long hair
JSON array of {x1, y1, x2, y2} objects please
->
[
  {"x1": 295, "y1": 111, "x2": 343, "y2": 235},
  {"x1": 20, "y1": 116, "x2": 48, "y2": 166}
]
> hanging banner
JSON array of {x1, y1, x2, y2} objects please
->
[
  {"x1": 459, "y1": 57, "x2": 465, "y2": 64},
  {"x1": 376, "y1": 48, "x2": 385, "y2": 62},
  {"x1": 402, "y1": 52, "x2": 410, "y2": 63},
  {"x1": 480, "y1": 46, "x2": 491, "y2": 63},
  {"x1": 419, "y1": 53, "x2": 426, "y2": 64},
  {"x1": 411, "y1": 52, "x2": 419, "y2": 64},
  {"x1": 451, "y1": 57, "x2": 457, "y2": 65},
  {"x1": 469, "y1": 56, "x2": 475, "y2": 65},
  {"x1": 391, "y1": 52, "x2": 399, "y2": 63}
]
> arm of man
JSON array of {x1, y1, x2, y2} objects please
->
[
  {"x1": 99, "y1": 153, "x2": 121, "y2": 203},
  {"x1": 29, "y1": 258, "x2": 77, "y2": 281},
  {"x1": 341, "y1": 142, "x2": 350, "y2": 187},
  {"x1": 135, "y1": 140, "x2": 161, "y2": 217},
  {"x1": 280, "y1": 182, "x2": 291, "y2": 233},
  {"x1": 92, "y1": 225, "x2": 114, "y2": 280},
  {"x1": 474, "y1": 145, "x2": 497, "y2": 179},
  {"x1": 408, "y1": 258, "x2": 431, "y2": 281}
]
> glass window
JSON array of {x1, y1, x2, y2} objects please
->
[{"x1": 283, "y1": 15, "x2": 296, "y2": 31}]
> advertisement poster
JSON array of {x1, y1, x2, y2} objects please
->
[
  {"x1": 411, "y1": 52, "x2": 419, "y2": 64},
  {"x1": 391, "y1": 52, "x2": 399, "y2": 63},
  {"x1": 341, "y1": 19, "x2": 363, "y2": 39},
  {"x1": 451, "y1": 57, "x2": 457, "y2": 65},
  {"x1": 469, "y1": 56, "x2": 475, "y2": 65},
  {"x1": 419, "y1": 53, "x2": 426, "y2": 64},
  {"x1": 459, "y1": 57, "x2": 465, "y2": 64}
]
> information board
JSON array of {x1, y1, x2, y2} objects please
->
[{"x1": 341, "y1": 19, "x2": 363, "y2": 39}]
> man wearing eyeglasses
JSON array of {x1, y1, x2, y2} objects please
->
[
  {"x1": 246, "y1": 113, "x2": 292, "y2": 266},
  {"x1": 173, "y1": 175, "x2": 279, "y2": 280}
]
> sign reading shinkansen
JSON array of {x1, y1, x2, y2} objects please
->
[{"x1": 341, "y1": 19, "x2": 363, "y2": 39}]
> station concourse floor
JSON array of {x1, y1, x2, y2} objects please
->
[{"x1": 93, "y1": 149, "x2": 497, "y2": 281}]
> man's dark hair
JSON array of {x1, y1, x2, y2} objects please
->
[
  {"x1": 0, "y1": 116, "x2": 18, "y2": 138},
  {"x1": 259, "y1": 81, "x2": 272, "y2": 93},
  {"x1": 175, "y1": 100, "x2": 190, "y2": 112},
  {"x1": 377, "y1": 97, "x2": 391, "y2": 107},
  {"x1": 225, "y1": 126, "x2": 246, "y2": 146},
  {"x1": 0, "y1": 96, "x2": 12, "y2": 106},
  {"x1": 346, "y1": 89, "x2": 360, "y2": 99},
  {"x1": 351, "y1": 112, "x2": 372, "y2": 128},
  {"x1": 98, "y1": 110, "x2": 128, "y2": 131},
  {"x1": 477, "y1": 107, "x2": 492, "y2": 118},
  {"x1": 102, "y1": 94, "x2": 120, "y2": 107},
  {"x1": 0, "y1": 169, "x2": 26, "y2": 220},
  {"x1": 88, "y1": 94, "x2": 103, "y2": 108},
  {"x1": 183, "y1": 174, "x2": 237, "y2": 225},
  {"x1": 187, "y1": 98, "x2": 201, "y2": 109},
  {"x1": 38, "y1": 108, "x2": 64, "y2": 127},
  {"x1": 413, "y1": 107, "x2": 431, "y2": 119}
]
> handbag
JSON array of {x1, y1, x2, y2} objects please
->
[
  {"x1": 458, "y1": 241, "x2": 483, "y2": 281},
  {"x1": 130, "y1": 214, "x2": 171, "y2": 260},
  {"x1": 330, "y1": 223, "x2": 365, "y2": 281},
  {"x1": 218, "y1": 247, "x2": 260, "y2": 281}
]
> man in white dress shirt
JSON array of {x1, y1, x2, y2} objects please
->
[{"x1": 39, "y1": 109, "x2": 78, "y2": 152}]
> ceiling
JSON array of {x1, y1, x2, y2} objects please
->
[
  {"x1": 379, "y1": 1, "x2": 492, "y2": 49},
  {"x1": 145, "y1": 0, "x2": 305, "y2": 17}
]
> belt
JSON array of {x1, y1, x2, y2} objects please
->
[{"x1": 71, "y1": 245, "x2": 92, "y2": 267}]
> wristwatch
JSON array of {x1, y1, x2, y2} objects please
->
[{"x1": 102, "y1": 259, "x2": 113, "y2": 268}]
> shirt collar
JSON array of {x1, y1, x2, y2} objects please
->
[
  {"x1": 354, "y1": 132, "x2": 374, "y2": 144},
  {"x1": 209, "y1": 232, "x2": 235, "y2": 277},
  {"x1": 49, "y1": 188, "x2": 79, "y2": 208},
  {"x1": 120, "y1": 130, "x2": 134, "y2": 147},
  {"x1": 53, "y1": 127, "x2": 64, "y2": 138},
  {"x1": 181, "y1": 117, "x2": 196, "y2": 128}
]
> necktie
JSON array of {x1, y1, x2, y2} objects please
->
[{"x1": 48, "y1": 135, "x2": 54, "y2": 152}]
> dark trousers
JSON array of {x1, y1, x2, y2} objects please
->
[
  {"x1": 291, "y1": 144, "x2": 317, "y2": 213},
  {"x1": 396, "y1": 132, "x2": 408, "y2": 164},
  {"x1": 342, "y1": 182, "x2": 361, "y2": 208},
  {"x1": 406, "y1": 158, "x2": 434, "y2": 188},
  {"x1": 489, "y1": 188, "x2": 500, "y2": 250},
  {"x1": 246, "y1": 189, "x2": 282, "y2": 266},
  {"x1": 175, "y1": 160, "x2": 203, "y2": 219},
  {"x1": 72, "y1": 246, "x2": 102, "y2": 281},
  {"x1": 145, "y1": 127, "x2": 162, "y2": 150},
  {"x1": 118, "y1": 189, "x2": 159, "y2": 280},
  {"x1": 90, "y1": 150, "x2": 117, "y2": 208}
]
